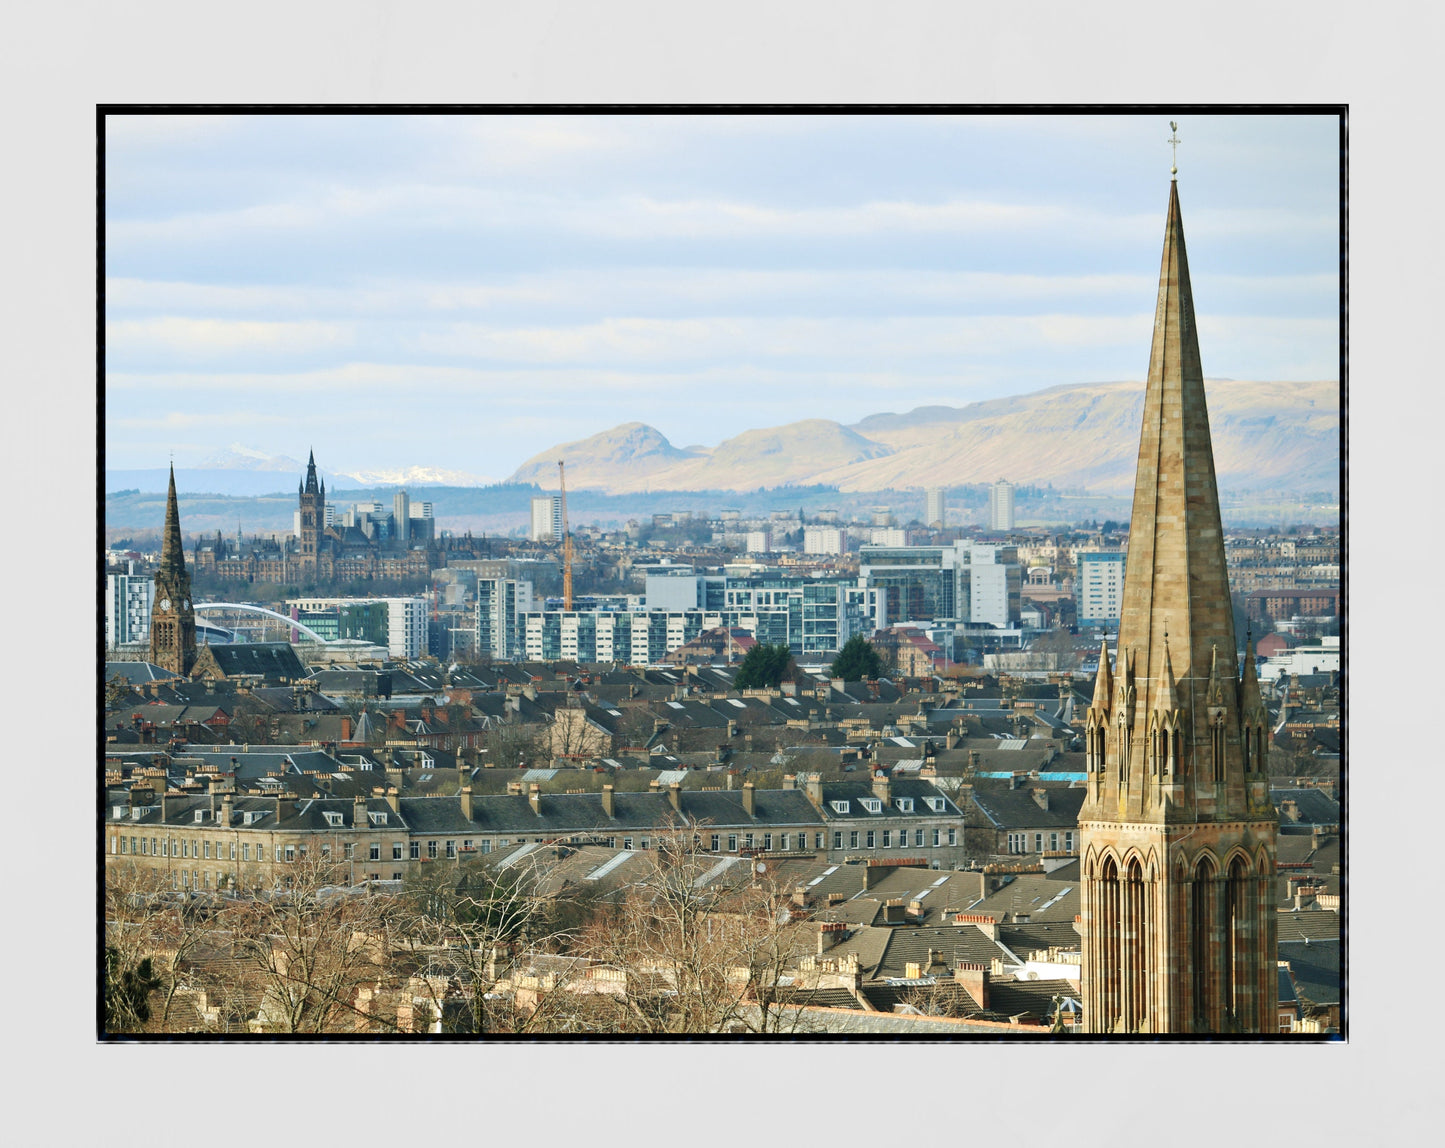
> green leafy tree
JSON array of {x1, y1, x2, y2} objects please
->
[
  {"x1": 105, "y1": 946, "x2": 162, "y2": 1032},
  {"x1": 733, "y1": 644, "x2": 795, "y2": 690},
  {"x1": 829, "y1": 635, "x2": 884, "y2": 681}
]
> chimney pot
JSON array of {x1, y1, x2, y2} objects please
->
[
  {"x1": 741, "y1": 780, "x2": 756, "y2": 817},
  {"x1": 601, "y1": 784, "x2": 615, "y2": 818}
]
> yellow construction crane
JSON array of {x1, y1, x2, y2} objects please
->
[{"x1": 558, "y1": 460, "x2": 573, "y2": 611}]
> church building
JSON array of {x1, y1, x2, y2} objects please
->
[
  {"x1": 1079, "y1": 169, "x2": 1279, "y2": 1033},
  {"x1": 148, "y1": 464, "x2": 198, "y2": 677}
]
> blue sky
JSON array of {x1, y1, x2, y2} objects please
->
[{"x1": 104, "y1": 113, "x2": 1340, "y2": 479}]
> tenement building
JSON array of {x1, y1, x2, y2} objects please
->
[{"x1": 1079, "y1": 175, "x2": 1279, "y2": 1034}]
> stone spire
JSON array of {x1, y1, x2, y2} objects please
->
[
  {"x1": 304, "y1": 449, "x2": 320, "y2": 495},
  {"x1": 159, "y1": 464, "x2": 186, "y2": 577},
  {"x1": 1110, "y1": 179, "x2": 1240, "y2": 809},
  {"x1": 1239, "y1": 638, "x2": 1268, "y2": 728}
]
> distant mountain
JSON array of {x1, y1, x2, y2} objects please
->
[
  {"x1": 333, "y1": 464, "x2": 497, "y2": 487},
  {"x1": 502, "y1": 379, "x2": 1339, "y2": 495},
  {"x1": 198, "y1": 443, "x2": 305, "y2": 472},
  {"x1": 509, "y1": 422, "x2": 703, "y2": 490}
]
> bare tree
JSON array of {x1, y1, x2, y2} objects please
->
[{"x1": 572, "y1": 822, "x2": 819, "y2": 1034}]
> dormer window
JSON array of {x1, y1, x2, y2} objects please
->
[
  {"x1": 194, "y1": 810, "x2": 205, "y2": 823},
  {"x1": 895, "y1": 798, "x2": 914, "y2": 813},
  {"x1": 369, "y1": 811, "x2": 388, "y2": 826},
  {"x1": 113, "y1": 805, "x2": 126, "y2": 820},
  {"x1": 323, "y1": 811, "x2": 343, "y2": 827},
  {"x1": 925, "y1": 797, "x2": 945, "y2": 813},
  {"x1": 861, "y1": 798, "x2": 883, "y2": 814},
  {"x1": 830, "y1": 800, "x2": 851, "y2": 815}
]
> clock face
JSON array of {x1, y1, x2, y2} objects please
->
[{"x1": 159, "y1": 598, "x2": 171, "y2": 611}]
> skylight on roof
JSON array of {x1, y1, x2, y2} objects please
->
[
  {"x1": 727, "y1": 699, "x2": 747, "y2": 708},
  {"x1": 666, "y1": 701, "x2": 685, "y2": 709},
  {"x1": 784, "y1": 698, "x2": 800, "y2": 706}
]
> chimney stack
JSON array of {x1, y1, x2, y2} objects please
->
[
  {"x1": 741, "y1": 781, "x2": 756, "y2": 817},
  {"x1": 804, "y1": 773, "x2": 824, "y2": 807},
  {"x1": 668, "y1": 783, "x2": 682, "y2": 812},
  {"x1": 385, "y1": 786, "x2": 400, "y2": 814},
  {"x1": 782, "y1": 774, "x2": 796, "y2": 791},
  {"x1": 460, "y1": 785, "x2": 473, "y2": 821},
  {"x1": 276, "y1": 792, "x2": 297, "y2": 822},
  {"x1": 601, "y1": 784, "x2": 615, "y2": 818},
  {"x1": 871, "y1": 769, "x2": 891, "y2": 805},
  {"x1": 528, "y1": 783, "x2": 542, "y2": 816},
  {"x1": 354, "y1": 793, "x2": 368, "y2": 828},
  {"x1": 954, "y1": 961, "x2": 990, "y2": 1009},
  {"x1": 220, "y1": 792, "x2": 233, "y2": 828},
  {"x1": 1031, "y1": 787, "x2": 1050, "y2": 811}
]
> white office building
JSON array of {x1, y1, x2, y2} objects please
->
[
  {"x1": 531, "y1": 496, "x2": 562, "y2": 542},
  {"x1": 106, "y1": 564, "x2": 154, "y2": 649},
  {"x1": 745, "y1": 529, "x2": 773, "y2": 554},
  {"x1": 989, "y1": 479, "x2": 1015, "y2": 532}
]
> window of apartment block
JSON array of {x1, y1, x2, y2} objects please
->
[
  {"x1": 605, "y1": 837, "x2": 615, "y2": 849},
  {"x1": 865, "y1": 831, "x2": 875, "y2": 848},
  {"x1": 427, "y1": 841, "x2": 438, "y2": 859},
  {"x1": 410, "y1": 842, "x2": 420, "y2": 860},
  {"x1": 639, "y1": 838, "x2": 649, "y2": 851},
  {"x1": 763, "y1": 833, "x2": 773, "y2": 851},
  {"x1": 744, "y1": 833, "x2": 754, "y2": 850},
  {"x1": 463, "y1": 840, "x2": 472, "y2": 851},
  {"x1": 152, "y1": 838, "x2": 159, "y2": 855},
  {"x1": 446, "y1": 841, "x2": 456, "y2": 859},
  {"x1": 285, "y1": 845, "x2": 295, "y2": 862},
  {"x1": 1065, "y1": 832, "x2": 1074, "y2": 852},
  {"x1": 369, "y1": 843, "x2": 381, "y2": 861},
  {"x1": 321, "y1": 843, "x2": 331, "y2": 859},
  {"x1": 711, "y1": 834, "x2": 720, "y2": 852},
  {"x1": 728, "y1": 835, "x2": 738, "y2": 852},
  {"x1": 816, "y1": 833, "x2": 825, "y2": 850},
  {"x1": 623, "y1": 837, "x2": 634, "y2": 850},
  {"x1": 111, "y1": 837, "x2": 118, "y2": 854},
  {"x1": 1034, "y1": 833, "x2": 1044, "y2": 852},
  {"x1": 849, "y1": 832, "x2": 859, "y2": 849},
  {"x1": 948, "y1": 828, "x2": 957, "y2": 847},
  {"x1": 345, "y1": 844, "x2": 355, "y2": 860},
  {"x1": 833, "y1": 832, "x2": 843, "y2": 849},
  {"x1": 1049, "y1": 832, "x2": 1058, "y2": 851},
  {"x1": 393, "y1": 872, "x2": 403, "y2": 882},
  {"x1": 882, "y1": 830, "x2": 892, "y2": 848},
  {"x1": 393, "y1": 842, "x2": 404, "y2": 860},
  {"x1": 915, "y1": 828, "x2": 925, "y2": 847},
  {"x1": 229, "y1": 841, "x2": 236, "y2": 860},
  {"x1": 932, "y1": 829, "x2": 941, "y2": 847},
  {"x1": 481, "y1": 840, "x2": 492, "y2": 854},
  {"x1": 203, "y1": 841, "x2": 211, "y2": 859},
  {"x1": 182, "y1": 871, "x2": 189, "y2": 889}
]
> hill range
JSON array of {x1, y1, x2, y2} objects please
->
[{"x1": 507, "y1": 379, "x2": 1339, "y2": 496}]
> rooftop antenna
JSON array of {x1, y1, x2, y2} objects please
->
[{"x1": 1168, "y1": 121, "x2": 1180, "y2": 179}]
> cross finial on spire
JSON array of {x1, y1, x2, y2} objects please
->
[{"x1": 1168, "y1": 121, "x2": 1180, "y2": 179}]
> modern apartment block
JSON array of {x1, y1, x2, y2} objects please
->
[
  {"x1": 106, "y1": 563, "x2": 155, "y2": 650},
  {"x1": 989, "y1": 478, "x2": 1015, "y2": 531},
  {"x1": 1075, "y1": 551, "x2": 1126, "y2": 626},
  {"x1": 476, "y1": 578, "x2": 536, "y2": 661},
  {"x1": 287, "y1": 596, "x2": 429, "y2": 658},
  {"x1": 530, "y1": 496, "x2": 562, "y2": 542},
  {"x1": 803, "y1": 525, "x2": 845, "y2": 555},
  {"x1": 925, "y1": 487, "x2": 946, "y2": 529},
  {"x1": 858, "y1": 543, "x2": 1021, "y2": 629}
]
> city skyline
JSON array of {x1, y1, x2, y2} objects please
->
[{"x1": 105, "y1": 113, "x2": 1340, "y2": 479}]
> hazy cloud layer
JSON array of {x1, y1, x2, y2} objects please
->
[{"x1": 104, "y1": 113, "x2": 1340, "y2": 475}]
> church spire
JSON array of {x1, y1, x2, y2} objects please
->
[
  {"x1": 160, "y1": 463, "x2": 186, "y2": 576},
  {"x1": 304, "y1": 448, "x2": 320, "y2": 495},
  {"x1": 1110, "y1": 178, "x2": 1238, "y2": 803}
]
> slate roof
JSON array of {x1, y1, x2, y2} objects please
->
[
  {"x1": 1278, "y1": 938, "x2": 1342, "y2": 1009},
  {"x1": 1272, "y1": 788, "x2": 1341, "y2": 826},
  {"x1": 1277, "y1": 911, "x2": 1341, "y2": 943},
  {"x1": 814, "y1": 779, "x2": 962, "y2": 821},
  {"x1": 968, "y1": 784, "x2": 1086, "y2": 831},
  {"x1": 196, "y1": 643, "x2": 307, "y2": 682},
  {"x1": 966, "y1": 874, "x2": 1081, "y2": 923},
  {"x1": 105, "y1": 661, "x2": 180, "y2": 685}
]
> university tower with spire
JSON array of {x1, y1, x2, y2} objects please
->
[{"x1": 1078, "y1": 177, "x2": 1279, "y2": 1033}]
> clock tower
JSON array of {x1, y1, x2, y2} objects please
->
[{"x1": 149, "y1": 464, "x2": 198, "y2": 676}]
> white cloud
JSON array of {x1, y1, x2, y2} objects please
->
[{"x1": 106, "y1": 317, "x2": 355, "y2": 356}]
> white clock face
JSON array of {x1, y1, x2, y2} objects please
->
[{"x1": 159, "y1": 598, "x2": 171, "y2": 611}]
